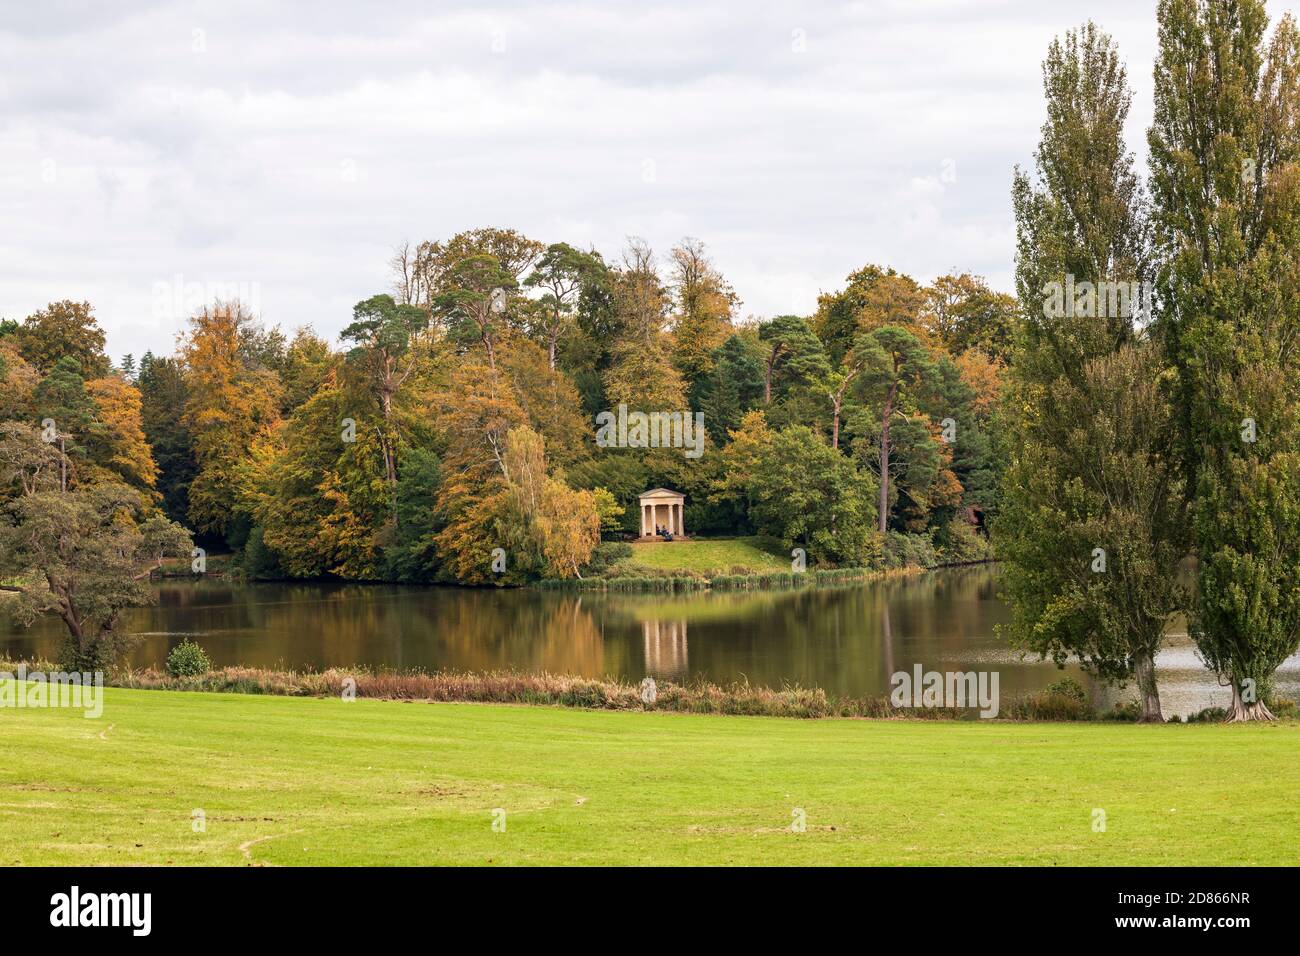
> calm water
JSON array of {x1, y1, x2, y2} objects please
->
[{"x1": 2, "y1": 565, "x2": 1296, "y2": 717}]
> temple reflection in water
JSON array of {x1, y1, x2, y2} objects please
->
[{"x1": 642, "y1": 618, "x2": 688, "y2": 677}]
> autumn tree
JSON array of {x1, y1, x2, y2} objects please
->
[
  {"x1": 923, "y1": 274, "x2": 1019, "y2": 361},
  {"x1": 280, "y1": 327, "x2": 338, "y2": 413},
  {"x1": 0, "y1": 339, "x2": 38, "y2": 421},
  {"x1": 812, "y1": 264, "x2": 888, "y2": 364},
  {"x1": 499, "y1": 426, "x2": 601, "y2": 579},
  {"x1": 602, "y1": 240, "x2": 686, "y2": 410},
  {"x1": 180, "y1": 302, "x2": 282, "y2": 537},
  {"x1": 498, "y1": 335, "x2": 589, "y2": 467},
  {"x1": 242, "y1": 386, "x2": 390, "y2": 579},
  {"x1": 85, "y1": 375, "x2": 158, "y2": 493},
  {"x1": 668, "y1": 238, "x2": 737, "y2": 388},
  {"x1": 17, "y1": 300, "x2": 110, "y2": 377}
]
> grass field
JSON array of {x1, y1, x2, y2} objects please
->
[
  {"x1": 1, "y1": 686, "x2": 1296, "y2": 865},
  {"x1": 622, "y1": 535, "x2": 789, "y2": 574}
]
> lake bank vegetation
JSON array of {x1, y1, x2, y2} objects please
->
[{"x1": 8, "y1": 655, "x2": 1288, "y2": 723}]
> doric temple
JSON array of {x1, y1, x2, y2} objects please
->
[{"x1": 638, "y1": 488, "x2": 685, "y2": 538}]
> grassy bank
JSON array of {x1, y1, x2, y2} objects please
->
[
  {"x1": 621, "y1": 535, "x2": 790, "y2": 573},
  {"x1": 0, "y1": 685, "x2": 1295, "y2": 865},
  {"x1": 0, "y1": 659, "x2": 1106, "y2": 720}
]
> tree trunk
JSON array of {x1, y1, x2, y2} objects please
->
[
  {"x1": 878, "y1": 388, "x2": 895, "y2": 535},
  {"x1": 878, "y1": 437, "x2": 889, "y2": 534},
  {"x1": 1226, "y1": 676, "x2": 1276, "y2": 722},
  {"x1": 1132, "y1": 649, "x2": 1162, "y2": 723},
  {"x1": 830, "y1": 396, "x2": 841, "y2": 449},
  {"x1": 379, "y1": 388, "x2": 397, "y2": 487},
  {"x1": 548, "y1": 310, "x2": 560, "y2": 370}
]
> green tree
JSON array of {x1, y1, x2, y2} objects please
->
[
  {"x1": 756, "y1": 316, "x2": 830, "y2": 433},
  {"x1": 1148, "y1": 0, "x2": 1300, "y2": 719},
  {"x1": 999, "y1": 21, "x2": 1183, "y2": 722},
  {"x1": 137, "y1": 354, "x2": 197, "y2": 523},
  {"x1": 31, "y1": 356, "x2": 100, "y2": 490},
  {"x1": 0, "y1": 479, "x2": 191, "y2": 669},
  {"x1": 433, "y1": 255, "x2": 518, "y2": 370},
  {"x1": 696, "y1": 333, "x2": 765, "y2": 443},
  {"x1": 749, "y1": 425, "x2": 879, "y2": 567},
  {"x1": 340, "y1": 294, "x2": 429, "y2": 486},
  {"x1": 852, "y1": 325, "x2": 943, "y2": 534},
  {"x1": 524, "y1": 242, "x2": 601, "y2": 370}
]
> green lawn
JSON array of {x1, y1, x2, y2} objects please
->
[
  {"x1": 622, "y1": 535, "x2": 790, "y2": 574},
  {"x1": 1, "y1": 686, "x2": 1296, "y2": 865}
]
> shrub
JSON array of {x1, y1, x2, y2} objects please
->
[
  {"x1": 584, "y1": 541, "x2": 633, "y2": 576},
  {"x1": 881, "y1": 531, "x2": 938, "y2": 569},
  {"x1": 1004, "y1": 679, "x2": 1095, "y2": 720},
  {"x1": 1046, "y1": 676, "x2": 1087, "y2": 702},
  {"x1": 1099, "y1": 700, "x2": 1142, "y2": 722},
  {"x1": 166, "y1": 640, "x2": 212, "y2": 677},
  {"x1": 934, "y1": 518, "x2": 994, "y2": 564}
]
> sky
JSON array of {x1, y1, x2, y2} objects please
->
[{"x1": 2, "y1": 0, "x2": 1290, "y2": 361}]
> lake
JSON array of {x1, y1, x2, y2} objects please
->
[{"x1": 2, "y1": 564, "x2": 1296, "y2": 717}]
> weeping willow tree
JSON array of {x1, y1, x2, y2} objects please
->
[
  {"x1": 1148, "y1": 0, "x2": 1300, "y2": 720},
  {"x1": 997, "y1": 22, "x2": 1186, "y2": 722}
]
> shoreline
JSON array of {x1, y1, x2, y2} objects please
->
[{"x1": 3, "y1": 656, "x2": 1282, "y2": 724}]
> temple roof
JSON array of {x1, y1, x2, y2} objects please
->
[{"x1": 639, "y1": 488, "x2": 684, "y2": 501}]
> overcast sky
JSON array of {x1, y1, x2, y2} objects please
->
[{"x1": 3, "y1": 1, "x2": 1291, "y2": 361}]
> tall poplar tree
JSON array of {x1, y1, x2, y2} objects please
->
[
  {"x1": 998, "y1": 22, "x2": 1184, "y2": 722},
  {"x1": 1149, "y1": 0, "x2": 1300, "y2": 720}
]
